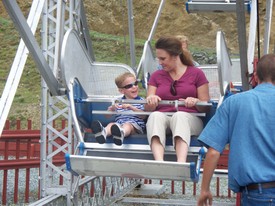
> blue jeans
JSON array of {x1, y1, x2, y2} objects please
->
[{"x1": 241, "y1": 187, "x2": 275, "y2": 206}]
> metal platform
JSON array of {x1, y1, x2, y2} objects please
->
[
  {"x1": 186, "y1": 0, "x2": 252, "y2": 13},
  {"x1": 65, "y1": 141, "x2": 206, "y2": 182}
]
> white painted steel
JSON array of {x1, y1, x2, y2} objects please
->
[
  {"x1": 186, "y1": 0, "x2": 251, "y2": 13},
  {"x1": 82, "y1": 142, "x2": 204, "y2": 154},
  {"x1": 0, "y1": 0, "x2": 44, "y2": 135},
  {"x1": 61, "y1": 29, "x2": 135, "y2": 96},
  {"x1": 69, "y1": 155, "x2": 194, "y2": 181},
  {"x1": 92, "y1": 110, "x2": 206, "y2": 117},
  {"x1": 247, "y1": 0, "x2": 257, "y2": 74},
  {"x1": 263, "y1": 0, "x2": 274, "y2": 54},
  {"x1": 216, "y1": 31, "x2": 232, "y2": 97}
]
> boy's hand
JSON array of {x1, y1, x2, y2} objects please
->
[
  {"x1": 121, "y1": 104, "x2": 132, "y2": 109},
  {"x1": 108, "y1": 104, "x2": 134, "y2": 111},
  {"x1": 107, "y1": 104, "x2": 117, "y2": 111}
]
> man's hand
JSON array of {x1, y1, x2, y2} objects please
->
[
  {"x1": 197, "y1": 190, "x2": 213, "y2": 206},
  {"x1": 197, "y1": 148, "x2": 220, "y2": 206}
]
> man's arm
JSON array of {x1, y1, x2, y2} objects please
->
[{"x1": 197, "y1": 147, "x2": 221, "y2": 206}]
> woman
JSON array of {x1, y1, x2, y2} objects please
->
[{"x1": 146, "y1": 36, "x2": 210, "y2": 162}]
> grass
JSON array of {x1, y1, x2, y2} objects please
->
[{"x1": 90, "y1": 31, "x2": 147, "y2": 64}]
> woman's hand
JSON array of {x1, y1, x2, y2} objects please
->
[
  {"x1": 146, "y1": 94, "x2": 161, "y2": 105},
  {"x1": 180, "y1": 97, "x2": 210, "y2": 112},
  {"x1": 145, "y1": 94, "x2": 161, "y2": 111},
  {"x1": 180, "y1": 97, "x2": 199, "y2": 108}
]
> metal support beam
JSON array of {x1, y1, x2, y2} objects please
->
[
  {"x1": 0, "y1": 0, "x2": 44, "y2": 135},
  {"x1": 127, "y1": 0, "x2": 136, "y2": 70},
  {"x1": 263, "y1": 0, "x2": 274, "y2": 54},
  {"x1": 247, "y1": 0, "x2": 257, "y2": 74},
  {"x1": 52, "y1": 0, "x2": 66, "y2": 79},
  {"x1": 148, "y1": 0, "x2": 166, "y2": 41},
  {"x1": 236, "y1": 0, "x2": 249, "y2": 91},
  {"x1": 39, "y1": 0, "x2": 74, "y2": 204},
  {"x1": 2, "y1": 0, "x2": 63, "y2": 96},
  {"x1": 79, "y1": 1, "x2": 96, "y2": 61}
]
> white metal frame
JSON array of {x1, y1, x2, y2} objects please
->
[
  {"x1": 0, "y1": 0, "x2": 47, "y2": 134},
  {"x1": 40, "y1": 0, "x2": 74, "y2": 204}
]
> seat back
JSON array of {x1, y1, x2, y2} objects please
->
[{"x1": 61, "y1": 29, "x2": 136, "y2": 128}]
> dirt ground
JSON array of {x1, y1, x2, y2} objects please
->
[{"x1": 85, "y1": 0, "x2": 275, "y2": 54}]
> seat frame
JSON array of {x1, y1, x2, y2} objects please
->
[{"x1": 61, "y1": 29, "x2": 229, "y2": 183}]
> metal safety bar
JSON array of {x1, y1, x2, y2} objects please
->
[
  {"x1": 79, "y1": 97, "x2": 212, "y2": 106},
  {"x1": 92, "y1": 110, "x2": 206, "y2": 117},
  {"x1": 78, "y1": 98, "x2": 212, "y2": 115}
]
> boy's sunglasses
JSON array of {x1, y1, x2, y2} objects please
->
[
  {"x1": 121, "y1": 80, "x2": 139, "y2": 89},
  {"x1": 170, "y1": 80, "x2": 177, "y2": 96}
]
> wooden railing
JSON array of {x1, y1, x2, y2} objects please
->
[
  {"x1": 0, "y1": 119, "x2": 238, "y2": 205},
  {"x1": 0, "y1": 120, "x2": 65, "y2": 205}
]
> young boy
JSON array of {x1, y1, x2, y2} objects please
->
[
  {"x1": 176, "y1": 35, "x2": 200, "y2": 66},
  {"x1": 91, "y1": 72, "x2": 146, "y2": 146}
]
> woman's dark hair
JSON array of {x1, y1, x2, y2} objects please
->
[
  {"x1": 256, "y1": 54, "x2": 275, "y2": 83},
  {"x1": 155, "y1": 36, "x2": 194, "y2": 66}
]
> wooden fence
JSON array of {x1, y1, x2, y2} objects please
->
[
  {"x1": 0, "y1": 119, "x2": 239, "y2": 205},
  {"x1": 0, "y1": 120, "x2": 65, "y2": 205}
]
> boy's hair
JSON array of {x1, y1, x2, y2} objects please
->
[
  {"x1": 115, "y1": 72, "x2": 136, "y2": 88},
  {"x1": 176, "y1": 35, "x2": 189, "y2": 43}
]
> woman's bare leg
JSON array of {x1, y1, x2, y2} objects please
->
[
  {"x1": 151, "y1": 136, "x2": 165, "y2": 161},
  {"x1": 175, "y1": 136, "x2": 188, "y2": 162}
]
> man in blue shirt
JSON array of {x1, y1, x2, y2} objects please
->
[{"x1": 197, "y1": 54, "x2": 275, "y2": 206}]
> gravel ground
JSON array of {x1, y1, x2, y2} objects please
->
[
  {"x1": 114, "y1": 179, "x2": 236, "y2": 205},
  {"x1": 0, "y1": 165, "x2": 236, "y2": 206},
  {"x1": 0, "y1": 167, "x2": 40, "y2": 205}
]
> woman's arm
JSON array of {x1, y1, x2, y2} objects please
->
[
  {"x1": 179, "y1": 83, "x2": 210, "y2": 112},
  {"x1": 196, "y1": 83, "x2": 211, "y2": 112},
  {"x1": 197, "y1": 83, "x2": 210, "y2": 101}
]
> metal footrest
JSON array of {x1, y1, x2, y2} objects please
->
[
  {"x1": 66, "y1": 155, "x2": 199, "y2": 182},
  {"x1": 65, "y1": 142, "x2": 206, "y2": 182}
]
